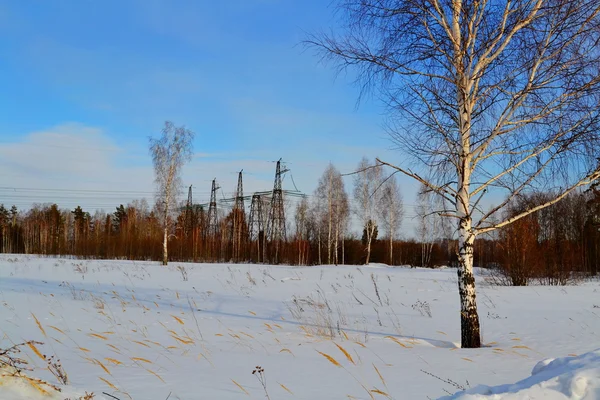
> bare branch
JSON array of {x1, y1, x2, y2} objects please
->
[
  {"x1": 376, "y1": 158, "x2": 457, "y2": 206},
  {"x1": 477, "y1": 168, "x2": 600, "y2": 235}
]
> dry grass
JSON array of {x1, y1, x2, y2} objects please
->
[
  {"x1": 231, "y1": 378, "x2": 250, "y2": 395},
  {"x1": 0, "y1": 341, "x2": 64, "y2": 394},
  {"x1": 334, "y1": 342, "x2": 356, "y2": 365},
  {"x1": 315, "y1": 349, "x2": 392, "y2": 400},
  {"x1": 4, "y1": 261, "x2": 408, "y2": 399}
]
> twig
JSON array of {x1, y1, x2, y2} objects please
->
[
  {"x1": 102, "y1": 392, "x2": 122, "y2": 400},
  {"x1": 352, "y1": 293, "x2": 364, "y2": 305},
  {"x1": 420, "y1": 369, "x2": 466, "y2": 390},
  {"x1": 187, "y1": 295, "x2": 204, "y2": 340},
  {"x1": 356, "y1": 288, "x2": 379, "y2": 307},
  {"x1": 252, "y1": 366, "x2": 271, "y2": 400},
  {"x1": 371, "y1": 273, "x2": 383, "y2": 306}
]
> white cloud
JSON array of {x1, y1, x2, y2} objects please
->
[
  {"x1": 0, "y1": 124, "x2": 153, "y2": 212},
  {"x1": 0, "y1": 123, "x2": 424, "y2": 237}
]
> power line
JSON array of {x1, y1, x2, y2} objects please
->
[{"x1": 0, "y1": 187, "x2": 157, "y2": 195}]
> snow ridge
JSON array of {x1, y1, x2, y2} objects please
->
[{"x1": 443, "y1": 349, "x2": 600, "y2": 400}]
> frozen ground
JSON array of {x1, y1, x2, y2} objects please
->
[{"x1": 0, "y1": 255, "x2": 598, "y2": 399}]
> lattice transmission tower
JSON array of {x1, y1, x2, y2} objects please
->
[
  {"x1": 249, "y1": 194, "x2": 268, "y2": 262},
  {"x1": 207, "y1": 179, "x2": 220, "y2": 238},
  {"x1": 232, "y1": 170, "x2": 246, "y2": 261},
  {"x1": 267, "y1": 159, "x2": 289, "y2": 263},
  {"x1": 184, "y1": 185, "x2": 194, "y2": 236}
]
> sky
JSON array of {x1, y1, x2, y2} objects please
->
[{"x1": 0, "y1": 0, "x2": 424, "y2": 235}]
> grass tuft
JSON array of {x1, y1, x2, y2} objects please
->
[
  {"x1": 317, "y1": 351, "x2": 342, "y2": 367},
  {"x1": 31, "y1": 313, "x2": 47, "y2": 337},
  {"x1": 334, "y1": 343, "x2": 355, "y2": 365},
  {"x1": 373, "y1": 363, "x2": 387, "y2": 389},
  {"x1": 98, "y1": 376, "x2": 118, "y2": 390},
  {"x1": 279, "y1": 382, "x2": 294, "y2": 395}
]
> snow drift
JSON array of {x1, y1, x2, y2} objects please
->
[{"x1": 444, "y1": 349, "x2": 600, "y2": 400}]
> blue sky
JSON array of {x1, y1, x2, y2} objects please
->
[{"x1": 0, "y1": 0, "x2": 423, "y2": 232}]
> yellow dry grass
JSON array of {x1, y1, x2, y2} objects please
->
[
  {"x1": 317, "y1": 351, "x2": 342, "y2": 367},
  {"x1": 48, "y1": 325, "x2": 66, "y2": 335},
  {"x1": 371, "y1": 388, "x2": 390, "y2": 397},
  {"x1": 105, "y1": 358, "x2": 123, "y2": 365},
  {"x1": 88, "y1": 333, "x2": 108, "y2": 340},
  {"x1": 231, "y1": 379, "x2": 250, "y2": 395},
  {"x1": 373, "y1": 364, "x2": 386, "y2": 388},
  {"x1": 384, "y1": 336, "x2": 412, "y2": 348},
  {"x1": 99, "y1": 376, "x2": 118, "y2": 390},
  {"x1": 334, "y1": 343, "x2": 355, "y2": 365},
  {"x1": 23, "y1": 377, "x2": 49, "y2": 395},
  {"x1": 279, "y1": 382, "x2": 294, "y2": 395},
  {"x1": 31, "y1": 314, "x2": 47, "y2": 337},
  {"x1": 146, "y1": 368, "x2": 165, "y2": 383},
  {"x1": 26, "y1": 342, "x2": 45, "y2": 361},
  {"x1": 131, "y1": 357, "x2": 152, "y2": 364},
  {"x1": 92, "y1": 359, "x2": 111, "y2": 375}
]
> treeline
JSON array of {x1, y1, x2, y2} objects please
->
[
  {"x1": 487, "y1": 188, "x2": 600, "y2": 285},
  {"x1": 0, "y1": 162, "x2": 598, "y2": 284},
  {"x1": 0, "y1": 198, "x2": 451, "y2": 266},
  {"x1": 0, "y1": 189, "x2": 598, "y2": 280}
]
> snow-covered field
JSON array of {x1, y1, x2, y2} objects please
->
[{"x1": 0, "y1": 255, "x2": 599, "y2": 399}]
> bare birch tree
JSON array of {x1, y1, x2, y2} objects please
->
[
  {"x1": 333, "y1": 183, "x2": 350, "y2": 265},
  {"x1": 149, "y1": 121, "x2": 194, "y2": 266},
  {"x1": 416, "y1": 184, "x2": 444, "y2": 268},
  {"x1": 309, "y1": 1, "x2": 600, "y2": 347},
  {"x1": 294, "y1": 196, "x2": 310, "y2": 265},
  {"x1": 377, "y1": 174, "x2": 404, "y2": 265},
  {"x1": 314, "y1": 164, "x2": 349, "y2": 264},
  {"x1": 353, "y1": 157, "x2": 382, "y2": 264}
]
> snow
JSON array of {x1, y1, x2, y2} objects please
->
[
  {"x1": 0, "y1": 255, "x2": 599, "y2": 399},
  {"x1": 443, "y1": 349, "x2": 600, "y2": 399}
]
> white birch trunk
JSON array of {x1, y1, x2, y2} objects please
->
[
  {"x1": 365, "y1": 223, "x2": 375, "y2": 264},
  {"x1": 455, "y1": 65, "x2": 481, "y2": 347},
  {"x1": 162, "y1": 225, "x2": 168, "y2": 265},
  {"x1": 327, "y1": 172, "x2": 332, "y2": 265}
]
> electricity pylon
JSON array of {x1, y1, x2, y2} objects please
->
[
  {"x1": 267, "y1": 159, "x2": 289, "y2": 263},
  {"x1": 232, "y1": 170, "x2": 246, "y2": 261},
  {"x1": 249, "y1": 194, "x2": 266, "y2": 262}
]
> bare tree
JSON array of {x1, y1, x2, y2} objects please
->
[
  {"x1": 332, "y1": 169, "x2": 350, "y2": 265},
  {"x1": 309, "y1": 1, "x2": 600, "y2": 347},
  {"x1": 416, "y1": 184, "x2": 444, "y2": 268},
  {"x1": 294, "y1": 196, "x2": 310, "y2": 265},
  {"x1": 377, "y1": 174, "x2": 404, "y2": 265},
  {"x1": 353, "y1": 157, "x2": 382, "y2": 264},
  {"x1": 313, "y1": 164, "x2": 349, "y2": 264},
  {"x1": 149, "y1": 121, "x2": 194, "y2": 266}
]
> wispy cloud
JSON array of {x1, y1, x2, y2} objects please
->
[{"x1": 0, "y1": 124, "x2": 152, "y2": 210}]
